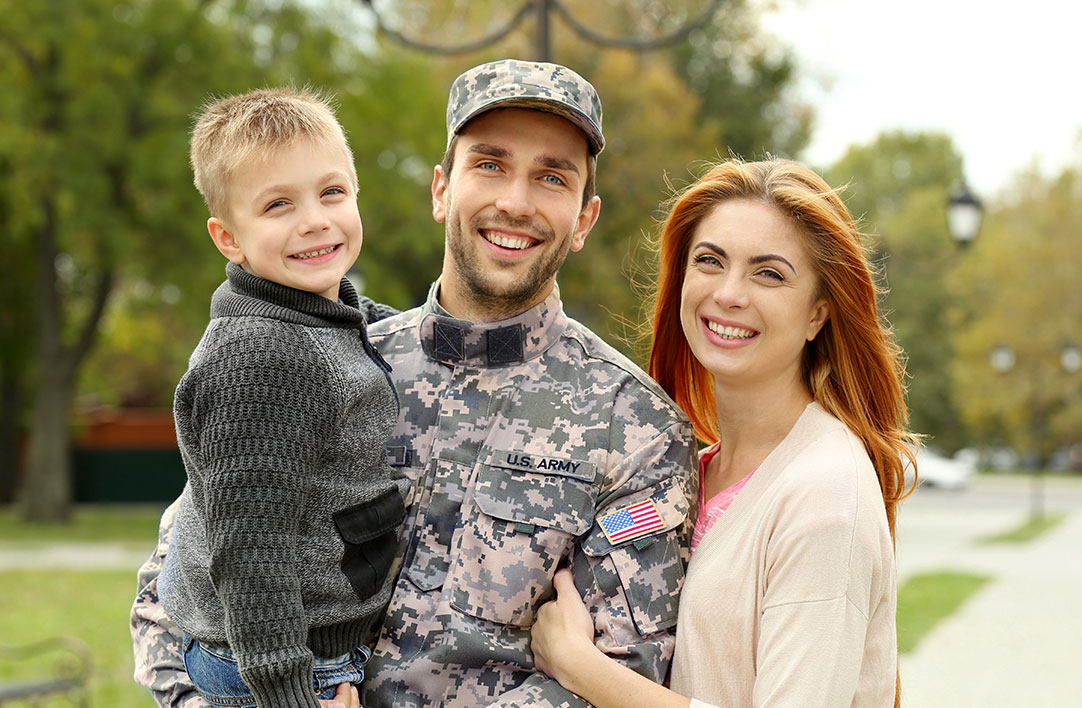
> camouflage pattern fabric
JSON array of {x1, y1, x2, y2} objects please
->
[
  {"x1": 446, "y1": 58, "x2": 605, "y2": 155},
  {"x1": 360, "y1": 283, "x2": 695, "y2": 707},
  {"x1": 130, "y1": 283, "x2": 696, "y2": 708},
  {"x1": 130, "y1": 501, "x2": 210, "y2": 708}
]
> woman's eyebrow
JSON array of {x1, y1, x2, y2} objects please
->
[
  {"x1": 693, "y1": 242, "x2": 727, "y2": 258},
  {"x1": 750, "y1": 253, "x2": 796, "y2": 272}
]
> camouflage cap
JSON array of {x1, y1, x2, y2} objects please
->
[{"x1": 446, "y1": 59, "x2": 604, "y2": 155}]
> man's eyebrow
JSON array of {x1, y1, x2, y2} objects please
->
[
  {"x1": 537, "y1": 155, "x2": 580, "y2": 174},
  {"x1": 466, "y1": 143, "x2": 511, "y2": 159}
]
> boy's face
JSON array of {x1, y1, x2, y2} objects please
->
[{"x1": 208, "y1": 139, "x2": 362, "y2": 301}]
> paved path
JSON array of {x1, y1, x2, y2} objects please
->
[
  {"x1": 897, "y1": 476, "x2": 1082, "y2": 707},
  {"x1": 0, "y1": 541, "x2": 152, "y2": 571}
]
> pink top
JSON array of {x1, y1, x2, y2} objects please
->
[{"x1": 691, "y1": 442, "x2": 755, "y2": 555}]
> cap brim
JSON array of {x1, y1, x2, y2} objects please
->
[{"x1": 451, "y1": 96, "x2": 604, "y2": 155}]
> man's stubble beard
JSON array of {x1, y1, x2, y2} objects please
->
[{"x1": 444, "y1": 201, "x2": 574, "y2": 321}]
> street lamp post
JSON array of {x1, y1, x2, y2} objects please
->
[
  {"x1": 988, "y1": 342, "x2": 1082, "y2": 520},
  {"x1": 1061, "y1": 342, "x2": 1082, "y2": 375},
  {"x1": 988, "y1": 343, "x2": 1048, "y2": 519},
  {"x1": 947, "y1": 180, "x2": 984, "y2": 246}
]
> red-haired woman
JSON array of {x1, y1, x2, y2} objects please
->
[{"x1": 531, "y1": 158, "x2": 915, "y2": 708}]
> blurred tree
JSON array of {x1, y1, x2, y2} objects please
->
[
  {"x1": 0, "y1": 0, "x2": 443, "y2": 521},
  {"x1": 951, "y1": 163, "x2": 1082, "y2": 462},
  {"x1": 369, "y1": 0, "x2": 812, "y2": 356},
  {"x1": 0, "y1": 150, "x2": 33, "y2": 503},
  {"x1": 825, "y1": 131, "x2": 967, "y2": 450},
  {"x1": 3, "y1": 0, "x2": 811, "y2": 517}
]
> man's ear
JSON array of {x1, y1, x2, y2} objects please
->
[
  {"x1": 569, "y1": 195, "x2": 601, "y2": 253},
  {"x1": 207, "y1": 217, "x2": 246, "y2": 265},
  {"x1": 431, "y1": 165, "x2": 448, "y2": 224}
]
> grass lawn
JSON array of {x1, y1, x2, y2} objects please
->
[
  {"x1": 0, "y1": 506, "x2": 164, "y2": 545},
  {"x1": 977, "y1": 511, "x2": 1067, "y2": 544},
  {"x1": 896, "y1": 570, "x2": 992, "y2": 654},
  {"x1": 0, "y1": 569, "x2": 155, "y2": 708}
]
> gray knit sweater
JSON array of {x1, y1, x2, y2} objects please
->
[{"x1": 159, "y1": 263, "x2": 408, "y2": 708}]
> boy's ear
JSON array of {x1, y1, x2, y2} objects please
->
[{"x1": 207, "y1": 217, "x2": 246, "y2": 265}]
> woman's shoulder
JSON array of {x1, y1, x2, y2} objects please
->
[
  {"x1": 767, "y1": 405, "x2": 878, "y2": 511},
  {"x1": 775, "y1": 404, "x2": 870, "y2": 474}
]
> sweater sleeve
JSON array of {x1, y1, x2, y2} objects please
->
[
  {"x1": 181, "y1": 324, "x2": 336, "y2": 708},
  {"x1": 750, "y1": 437, "x2": 890, "y2": 708}
]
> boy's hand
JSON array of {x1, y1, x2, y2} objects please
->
[{"x1": 319, "y1": 683, "x2": 361, "y2": 708}]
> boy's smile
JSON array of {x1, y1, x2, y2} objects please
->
[{"x1": 208, "y1": 138, "x2": 362, "y2": 301}]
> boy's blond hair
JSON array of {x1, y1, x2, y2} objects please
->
[{"x1": 190, "y1": 86, "x2": 357, "y2": 217}]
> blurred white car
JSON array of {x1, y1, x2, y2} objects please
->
[{"x1": 904, "y1": 446, "x2": 977, "y2": 490}]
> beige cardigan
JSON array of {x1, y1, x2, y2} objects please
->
[{"x1": 670, "y1": 403, "x2": 897, "y2": 708}]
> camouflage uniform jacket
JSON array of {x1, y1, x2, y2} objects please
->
[
  {"x1": 360, "y1": 283, "x2": 695, "y2": 707},
  {"x1": 131, "y1": 282, "x2": 696, "y2": 708}
]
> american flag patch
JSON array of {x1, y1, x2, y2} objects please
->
[{"x1": 597, "y1": 499, "x2": 665, "y2": 545}]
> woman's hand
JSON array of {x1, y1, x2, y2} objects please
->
[
  {"x1": 318, "y1": 682, "x2": 361, "y2": 708},
  {"x1": 531, "y1": 567, "x2": 597, "y2": 687},
  {"x1": 532, "y1": 567, "x2": 691, "y2": 708}
]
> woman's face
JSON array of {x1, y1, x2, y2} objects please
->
[{"x1": 679, "y1": 199, "x2": 829, "y2": 391}]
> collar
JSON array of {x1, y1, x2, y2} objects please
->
[
  {"x1": 418, "y1": 280, "x2": 568, "y2": 367},
  {"x1": 211, "y1": 262, "x2": 367, "y2": 329}
]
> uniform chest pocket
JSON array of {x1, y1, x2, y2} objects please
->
[{"x1": 447, "y1": 455, "x2": 595, "y2": 627}]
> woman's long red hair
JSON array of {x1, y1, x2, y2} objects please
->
[{"x1": 647, "y1": 158, "x2": 917, "y2": 540}]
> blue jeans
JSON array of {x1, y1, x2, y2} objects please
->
[{"x1": 183, "y1": 635, "x2": 370, "y2": 707}]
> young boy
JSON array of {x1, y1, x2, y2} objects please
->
[{"x1": 157, "y1": 87, "x2": 407, "y2": 708}]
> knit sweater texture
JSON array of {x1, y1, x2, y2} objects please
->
[
  {"x1": 159, "y1": 263, "x2": 408, "y2": 708},
  {"x1": 671, "y1": 403, "x2": 897, "y2": 708}
]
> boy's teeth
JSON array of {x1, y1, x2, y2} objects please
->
[
  {"x1": 294, "y1": 246, "x2": 335, "y2": 259},
  {"x1": 483, "y1": 231, "x2": 530, "y2": 250},
  {"x1": 707, "y1": 321, "x2": 755, "y2": 339}
]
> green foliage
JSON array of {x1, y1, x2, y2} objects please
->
[
  {"x1": 444, "y1": 0, "x2": 815, "y2": 358},
  {"x1": 896, "y1": 570, "x2": 991, "y2": 654},
  {"x1": 3, "y1": 0, "x2": 814, "y2": 516},
  {"x1": 950, "y1": 162, "x2": 1082, "y2": 458},
  {"x1": 1, "y1": 0, "x2": 448, "y2": 415},
  {"x1": 825, "y1": 132, "x2": 967, "y2": 450}
]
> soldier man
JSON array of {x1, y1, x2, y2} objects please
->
[{"x1": 132, "y1": 59, "x2": 696, "y2": 708}]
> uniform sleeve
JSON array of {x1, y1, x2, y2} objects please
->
[
  {"x1": 751, "y1": 441, "x2": 892, "y2": 707},
  {"x1": 130, "y1": 500, "x2": 208, "y2": 708},
  {"x1": 490, "y1": 420, "x2": 697, "y2": 708},
  {"x1": 355, "y1": 296, "x2": 400, "y2": 324},
  {"x1": 180, "y1": 335, "x2": 334, "y2": 708}
]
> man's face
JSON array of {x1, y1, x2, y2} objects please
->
[{"x1": 432, "y1": 108, "x2": 600, "y2": 322}]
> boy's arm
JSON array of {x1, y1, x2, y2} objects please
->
[
  {"x1": 489, "y1": 422, "x2": 697, "y2": 708},
  {"x1": 130, "y1": 501, "x2": 208, "y2": 708},
  {"x1": 181, "y1": 337, "x2": 335, "y2": 708}
]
